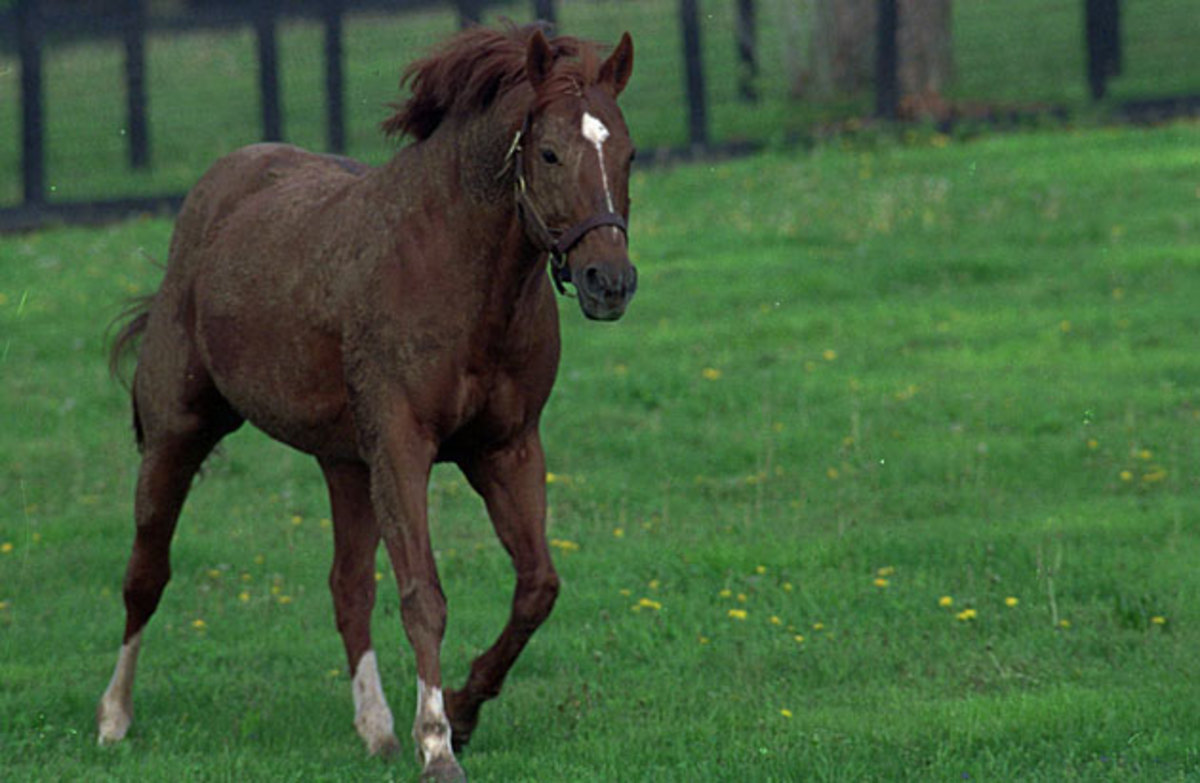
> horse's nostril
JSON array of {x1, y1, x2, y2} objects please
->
[
  {"x1": 584, "y1": 266, "x2": 603, "y2": 292},
  {"x1": 626, "y1": 266, "x2": 638, "y2": 294}
]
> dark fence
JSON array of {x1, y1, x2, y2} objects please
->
[{"x1": 2, "y1": 0, "x2": 1198, "y2": 231}]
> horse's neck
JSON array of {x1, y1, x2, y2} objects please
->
[{"x1": 367, "y1": 109, "x2": 552, "y2": 331}]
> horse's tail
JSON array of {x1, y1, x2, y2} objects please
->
[{"x1": 107, "y1": 294, "x2": 154, "y2": 449}]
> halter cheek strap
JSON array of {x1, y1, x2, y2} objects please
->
[{"x1": 504, "y1": 113, "x2": 629, "y2": 295}]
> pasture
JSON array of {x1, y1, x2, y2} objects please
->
[{"x1": 3, "y1": 117, "x2": 1200, "y2": 780}]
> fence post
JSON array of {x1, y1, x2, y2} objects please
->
[
  {"x1": 17, "y1": 0, "x2": 45, "y2": 205},
  {"x1": 124, "y1": 0, "x2": 150, "y2": 169},
  {"x1": 255, "y1": 0, "x2": 284, "y2": 142},
  {"x1": 874, "y1": 0, "x2": 899, "y2": 119},
  {"x1": 324, "y1": 0, "x2": 345, "y2": 154},
  {"x1": 736, "y1": 0, "x2": 757, "y2": 103},
  {"x1": 679, "y1": 0, "x2": 709, "y2": 151},
  {"x1": 533, "y1": 0, "x2": 556, "y2": 26},
  {"x1": 457, "y1": 0, "x2": 482, "y2": 28},
  {"x1": 1085, "y1": 0, "x2": 1122, "y2": 100}
]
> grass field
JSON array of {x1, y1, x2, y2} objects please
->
[{"x1": 3, "y1": 113, "x2": 1200, "y2": 780}]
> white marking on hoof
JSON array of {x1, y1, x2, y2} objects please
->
[
  {"x1": 414, "y1": 678, "x2": 457, "y2": 769},
  {"x1": 352, "y1": 650, "x2": 399, "y2": 755},
  {"x1": 582, "y1": 111, "x2": 618, "y2": 219},
  {"x1": 97, "y1": 632, "x2": 142, "y2": 745}
]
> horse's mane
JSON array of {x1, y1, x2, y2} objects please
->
[{"x1": 383, "y1": 24, "x2": 603, "y2": 141}]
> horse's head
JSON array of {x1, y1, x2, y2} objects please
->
[{"x1": 515, "y1": 30, "x2": 637, "y2": 321}]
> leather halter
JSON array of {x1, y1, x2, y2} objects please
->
[{"x1": 503, "y1": 113, "x2": 629, "y2": 295}]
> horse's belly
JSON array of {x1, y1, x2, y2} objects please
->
[{"x1": 196, "y1": 309, "x2": 359, "y2": 459}]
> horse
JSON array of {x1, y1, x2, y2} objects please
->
[{"x1": 97, "y1": 24, "x2": 637, "y2": 782}]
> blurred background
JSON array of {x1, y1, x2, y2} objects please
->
[{"x1": 3, "y1": 0, "x2": 1199, "y2": 228}]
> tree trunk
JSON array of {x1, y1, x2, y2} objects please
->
[{"x1": 805, "y1": 0, "x2": 953, "y2": 117}]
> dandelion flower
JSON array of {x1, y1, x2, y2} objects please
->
[
  {"x1": 619, "y1": 588, "x2": 632, "y2": 597},
  {"x1": 877, "y1": 566, "x2": 895, "y2": 577},
  {"x1": 719, "y1": 589, "x2": 732, "y2": 599},
  {"x1": 826, "y1": 467, "x2": 840, "y2": 480},
  {"x1": 635, "y1": 597, "x2": 662, "y2": 611},
  {"x1": 277, "y1": 595, "x2": 293, "y2": 605},
  {"x1": 192, "y1": 618, "x2": 207, "y2": 630},
  {"x1": 755, "y1": 565, "x2": 767, "y2": 575},
  {"x1": 374, "y1": 571, "x2": 383, "y2": 582},
  {"x1": 1151, "y1": 616, "x2": 1166, "y2": 626},
  {"x1": 822, "y1": 349, "x2": 837, "y2": 361},
  {"x1": 736, "y1": 593, "x2": 748, "y2": 603},
  {"x1": 207, "y1": 568, "x2": 222, "y2": 579},
  {"x1": 769, "y1": 616, "x2": 783, "y2": 626},
  {"x1": 955, "y1": 608, "x2": 977, "y2": 622},
  {"x1": 793, "y1": 634, "x2": 805, "y2": 643},
  {"x1": 698, "y1": 635, "x2": 710, "y2": 645},
  {"x1": 938, "y1": 596, "x2": 954, "y2": 608},
  {"x1": 1004, "y1": 597, "x2": 1019, "y2": 608},
  {"x1": 613, "y1": 527, "x2": 625, "y2": 538},
  {"x1": 1058, "y1": 619, "x2": 1071, "y2": 629},
  {"x1": 782, "y1": 582, "x2": 794, "y2": 593},
  {"x1": 290, "y1": 515, "x2": 303, "y2": 526},
  {"x1": 728, "y1": 609, "x2": 748, "y2": 621},
  {"x1": 1119, "y1": 470, "x2": 1133, "y2": 482},
  {"x1": 701, "y1": 367, "x2": 723, "y2": 381},
  {"x1": 238, "y1": 591, "x2": 250, "y2": 603},
  {"x1": 812, "y1": 622, "x2": 825, "y2": 631},
  {"x1": 0, "y1": 542, "x2": 12, "y2": 554},
  {"x1": 780, "y1": 708, "x2": 794, "y2": 718},
  {"x1": 549, "y1": 538, "x2": 580, "y2": 552},
  {"x1": 873, "y1": 578, "x2": 889, "y2": 588},
  {"x1": 648, "y1": 579, "x2": 660, "y2": 591}
]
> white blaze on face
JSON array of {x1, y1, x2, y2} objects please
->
[{"x1": 582, "y1": 111, "x2": 616, "y2": 215}]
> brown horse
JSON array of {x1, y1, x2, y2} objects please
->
[{"x1": 97, "y1": 24, "x2": 636, "y2": 782}]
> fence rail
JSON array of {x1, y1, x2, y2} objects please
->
[{"x1": 2, "y1": 0, "x2": 1198, "y2": 232}]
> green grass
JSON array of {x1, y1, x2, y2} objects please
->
[{"x1": 3, "y1": 118, "x2": 1200, "y2": 780}]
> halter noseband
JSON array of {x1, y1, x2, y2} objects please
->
[{"x1": 504, "y1": 113, "x2": 629, "y2": 295}]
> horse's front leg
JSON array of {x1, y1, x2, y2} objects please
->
[
  {"x1": 367, "y1": 420, "x2": 464, "y2": 782},
  {"x1": 446, "y1": 429, "x2": 560, "y2": 751}
]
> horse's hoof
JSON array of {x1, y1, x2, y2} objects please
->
[
  {"x1": 96, "y1": 700, "x2": 132, "y2": 745},
  {"x1": 368, "y1": 732, "x2": 402, "y2": 758},
  {"x1": 420, "y1": 756, "x2": 467, "y2": 783}
]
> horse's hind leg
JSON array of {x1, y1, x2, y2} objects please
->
[
  {"x1": 319, "y1": 458, "x2": 401, "y2": 757},
  {"x1": 97, "y1": 364, "x2": 241, "y2": 744}
]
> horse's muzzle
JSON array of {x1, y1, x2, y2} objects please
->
[{"x1": 577, "y1": 262, "x2": 638, "y2": 321}]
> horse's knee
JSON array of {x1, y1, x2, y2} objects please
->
[
  {"x1": 399, "y1": 580, "x2": 448, "y2": 641},
  {"x1": 514, "y1": 568, "x2": 559, "y2": 629}
]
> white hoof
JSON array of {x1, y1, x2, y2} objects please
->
[{"x1": 352, "y1": 650, "x2": 399, "y2": 756}]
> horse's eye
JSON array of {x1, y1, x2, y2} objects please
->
[{"x1": 540, "y1": 148, "x2": 559, "y2": 165}]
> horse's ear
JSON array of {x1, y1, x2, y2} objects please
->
[
  {"x1": 598, "y1": 32, "x2": 634, "y2": 97},
  {"x1": 526, "y1": 28, "x2": 555, "y2": 90}
]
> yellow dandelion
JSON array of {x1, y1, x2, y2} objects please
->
[
  {"x1": 1119, "y1": 470, "x2": 1133, "y2": 482},
  {"x1": 793, "y1": 634, "x2": 805, "y2": 643},
  {"x1": 277, "y1": 595, "x2": 293, "y2": 605},
  {"x1": 938, "y1": 596, "x2": 954, "y2": 608},
  {"x1": 769, "y1": 615, "x2": 783, "y2": 626},
  {"x1": 877, "y1": 566, "x2": 895, "y2": 577},
  {"x1": 207, "y1": 568, "x2": 221, "y2": 579},
  {"x1": 955, "y1": 608, "x2": 977, "y2": 622},
  {"x1": 1004, "y1": 596, "x2": 1019, "y2": 608},
  {"x1": 822, "y1": 349, "x2": 837, "y2": 361},
  {"x1": 318, "y1": 518, "x2": 332, "y2": 529},
  {"x1": 1151, "y1": 616, "x2": 1166, "y2": 626},
  {"x1": 290, "y1": 515, "x2": 303, "y2": 526},
  {"x1": 1059, "y1": 320, "x2": 1072, "y2": 334},
  {"x1": 545, "y1": 472, "x2": 559, "y2": 484},
  {"x1": 1, "y1": 542, "x2": 12, "y2": 554},
  {"x1": 619, "y1": 588, "x2": 632, "y2": 597},
  {"x1": 613, "y1": 527, "x2": 625, "y2": 538},
  {"x1": 0, "y1": 601, "x2": 10, "y2": 611},
  {"x1": 728, "y1": 609, "x2": 748, "y2": 621},
  {"x1": 812, "y1": 622, "x2": 825, "y2": 631},
  {"x1": 698, "y1": 635, "x2": 710, "y2": 645},
  {"x1": 736, "y1": 593, "x2": 748, "y2": 603},
  {"x1": 328, "y1": 669, "x2": 341, "y2": 678},
  {"x1": 374, "y1": 571, "x2": 383, "y2": 582},
  {"x1": 240, "y1": 572, "x2": 252, "y2": 582},
  {"x1": 701, "y1": 367, "x2": 723, "y2": 381},
  {"x1": 755, "y1": 565, "x2": 767, "y2": 575},
  {"x1": 238, "y1": 591, "x2": 250, "y2": 603},
  {"x1": 550, "y1": 538, "x2": 580, "y2": 552},
  {"x1": 780, "y1": 708, "x2": 794, "y2": 719},
  {"x1": 270, "y1": 584, "x2": 282, "y2": 596},
  {"x1": 826, "y1": 467, "x2": 840, "y2": 480},
  {"x1": 648, "y1": 579, "x2": 660, "y2": 591},
  {"x1": 1086, "y1": 438, "x2": 1099, "y2": 450},
  {"x1": 1058, "y1": 619, "x2": 1071, "y2": 629},
  {"x1": 782, "y1": 582, "x2": 794, "y2": 592},
  {"x1": 1138, "y1": 449, "x2": 1152, "y2": 460},
  {"x1": 635, "y1": 597, "x2": 662, "y2": 611},
  {"x1": 873, "y1": 578, "x2": 889, "y2": 588},
  {"x1": 253, "y1": 554, "x2": 265, "y2": 565},
  {"x1": 1142, "y1": 468, "x2": 1168, "y2": 484},
  {"x1": 192, "y1": 618, "x2": 207, "y2": 630},
  {"x1": 719, "y1": 588, "x2": 732, "y2": 599}
]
